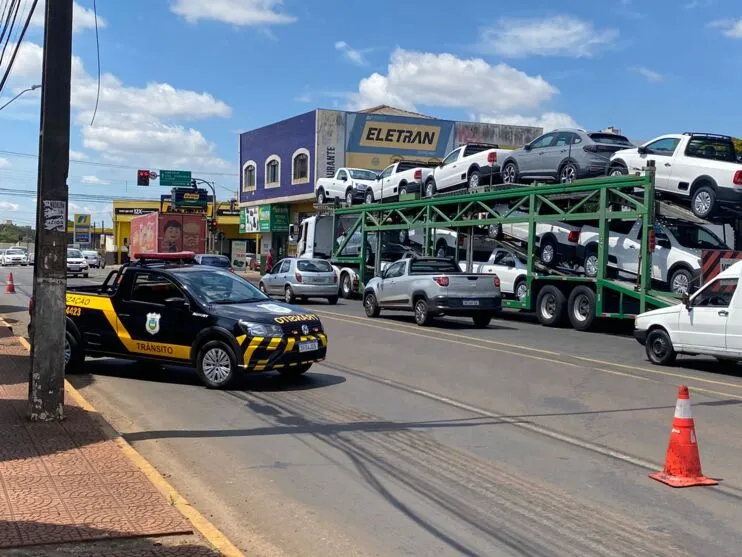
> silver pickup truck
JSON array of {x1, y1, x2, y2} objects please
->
[{"x1": 363, "y1": 256, "x2": 502, "y2": 327}]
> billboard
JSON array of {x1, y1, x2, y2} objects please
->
[
  {"x1": 73, "y1": 213, "x2": 91, "y2": 245},
  {"x1": 316, "y1": 109, "x2": 346, "y2": 179},
  {"x1": 158, "y1": 214, "x2": 206, "y2": 253},
  {"x1": 129, "y1": 212, "x2": 158, "y2": 256},
  {"x1": 344, "y1": 113, "x2": 455, "y2": 171},
  {"x1": 231, "y1": 240, "x2": 247, "y2": 271},
  {"x1": 241, "y1": 207, "x2": 259, "y2": 233}
]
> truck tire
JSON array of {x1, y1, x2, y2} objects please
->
[
  {"x1": 513, "y1": 277, "x2": 527, "y2": 301},
  {"x1": 414, "y1": 298, "x2": 434, "y2": 326},
  {"x1": 64, "y1": 330, "x2": 85, "y2": 375},
  {"x1": 536, "y1": 286, "x2": 566, "y2": 327},
  {"x1": 472, "y1": 314, "x2": 491, "y2": 328},
  {"x1": 364, "y1": 292, "x2": 380, "y2": 317},
  {"x1": 567, "y1": 286, "x2": 596, "y2": 331},
  {"x1": 690, "y1": 185, "x2": 716, "y2": 219},
  {"x1": 539, "y1": 236, "x2": 559, "y2": 268},
  {"x1": 583, "y1": 247, "x2": 599, "y2": 278},
  {"x1": 424, "y1": 179, "x2": 437, "y2": 198},
  {"x1": 669, "y1": 266, "x2": 693, "y2": 295},
  {"x1": 345, "y1": 189, "x2": 354, "y2": 205},
  {"x1": 326, "y1": 296, "x2": 338, "y2": 305},
  {"x1": 316, "y1": 188, "x2": 326, "y2": 204},
  {"x1": 365, "y1": 190, "x2": 375, "y2": 204},
  {"x1": 645, "y1": 328, "x2": 677, "y2": 366},
  {"x1": 502, "y1": 161, "x2": 518, "y2": 184},
  {"x1": 559, "y1": 162, "x2": 578, "y2": 183},
  {"x1": 196, "y1": 340, "x2": 238, "y2": 388},
  {"x1": 340, "y1": 273, "x2": 353, "y2": 299},
  {"x1": 468, "y1": 169, "x2": 481, "y2": 190},
  {"x1": 399, "y1": 184, "x2": 408, "y2": 196},
  {"x1": 608, "y1": 163, "x2": 627, "y2": 177}
]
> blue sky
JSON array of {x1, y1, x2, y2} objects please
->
[{"x1": 0, "y1": 0, "x2": 740, "y2": 228}]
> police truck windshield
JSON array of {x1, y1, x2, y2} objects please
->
[{"x1": 176, "y1": 269, "x2": 267, "y2": 304}]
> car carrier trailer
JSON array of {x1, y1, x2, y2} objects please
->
[{"x1": 327, "y1": 168, "x2": 691, "y2": 331}]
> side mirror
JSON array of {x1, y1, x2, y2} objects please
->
[
  {"x1": 638, "y1": 145, "x2": 648, "y2": 155},
  {"x1": 164, "y1": 296, "x2": 189, "y2": 310},
  {"x1": 380, "y1": 269, "x2": 387, "y2": 279},
  {"x1": 340, "y1": 175, "x2": 347, "y2": 181},
  {"x1": 523, "y1": 144, "x2": 532, "y2": 151},
  {"x1": 657, "y1": 238, "x2": 672, "y2": 249},
  {"x1": 681, "y1": 292, "x2": 690, "y2": 309}
]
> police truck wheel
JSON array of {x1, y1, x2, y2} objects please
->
[
  {"x1": 472, "y1": 314, "x2": 491, "y2": 328},
  {"x1": 645, "y1": 329, "x2": 677, "y2": 366},
  {"x1": 327, "y1": 296, "x2": 338, "y2": 305},
  {"x1": 340, "y1": 273, "x2": 353, "y2": 299},
  {"x1": 414, "y1": 298, "x2": 433, "y2": 326},
  {"x1": 364, "y1": 292, "x2": 380, "y2": 317},
  {"x1": 536, "y1": 286, "x2": 566, "y2": 327},
  {"x1": 284, "y1": 286, "x2": 296, "y2": 304},
  {"x1": 196, "y1": 340, "x2": 237, "y2": 389},
  {"x1": 567, "y1": 286, "x2": 596, "y2": 331},
  {"x1": 64, "y1": 330, "x2": 84, "y2": 375},
  {"x1": 278, "y1": 363, "x2": 312, "y2": 377}
]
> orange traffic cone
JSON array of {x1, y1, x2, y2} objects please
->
[
  {"x1": 650, "y1": 385, "x2": 718, "y2": 488},
  {"x1": 5, "y1": 272, "x2": 15, "y2": 293}
]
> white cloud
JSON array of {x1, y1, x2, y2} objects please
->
[
  {"x1": 0, "y1": 201, "x2": 20, "y2": 212},
  {"x1": 710, "y1": 19, "x2": 742, "y2": 38},
  {"x1": 170, "y1": 0, "x2": 295, "y2": 26},
  {"x1": 478, "y1": 112, "x2": 580, "y2": 134},
  {"x1": 2, "y1": 42, "x2": 234, "y2": 171},
  {"x1": 69, "y1": 150, "x2": 88, "y2": 160},
  {"x1": 349, "y1": 49, "x2": 558, "y2": 114},
  {"x1": 685, "y1": 0, "x2": 712, "y2": 8},
  {"x1": 335, "y1": 41, "x2": 368, "y2": 66},
  {"x1": 81, "y1": 175, "x2": 110, "y2": 185},
  {"x1": 29, "y1": 0, "x2": 107, "y2": 33},
  {"x1": 0, "y1": 158, "x2": 11, "y2": 169},
  {"x1": 293, "y1": 93, "x2": 312, "y2": 103},
  {"x1": 479, "y1": 16, "x2": 618, "y2": 58},
  {"x1": 630, "y1": 66, "x2": 663, "y2": 82}
]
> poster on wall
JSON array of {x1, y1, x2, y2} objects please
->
[
  {"x1": 344, "y1": 113, "x2": 455, "y2": 171},
  {"x1": 316, "y1": 109, "x2": 346, "y2": 179},
  {"x1": 130, "y1": 212, "x2": 158, "y2": 256},
  {"x1": 181, "y1": 214, "x2": 206, "y2": 254},
  {"x1": 260, "y1": 234, "x2": 272, "y2": 254},
  {"x1": 241, "y1": 207, "x2": 259, "y2": 233},
  {"x1": 231, "y1": 240, "x2": 247, "y2": 271}
]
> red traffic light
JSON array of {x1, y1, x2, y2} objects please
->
[{"x1": 137, "y1": 169, "x2": 150, "y2": 186}]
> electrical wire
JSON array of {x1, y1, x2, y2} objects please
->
[
  {"x1": 0, "y1": 0, "x2": 37, "y2": 97},
  {"x1": 89, "y1": 0, "x2": 101, "y2": 126},
  {"x1": 0, "y1": 0, "x2": 20, "y2": 73}
]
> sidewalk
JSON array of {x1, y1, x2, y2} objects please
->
[{"x1": 0, "y1": 338, "x2": 227, "y2": 556}]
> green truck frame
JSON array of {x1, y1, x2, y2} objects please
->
[{"x1": 330, "y1": 170, "x2": 681, "y2": 331}]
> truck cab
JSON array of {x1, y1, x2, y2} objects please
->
[{"x1": 635, "y1": 261, "x2": 742, "y2": 365}]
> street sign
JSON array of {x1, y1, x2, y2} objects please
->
[{"x1": 159, "y1": 169, "x2": 192, "y2": 187}]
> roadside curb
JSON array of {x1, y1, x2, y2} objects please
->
[{"x1": 4, "y1": 328, "x2": 245, "y2": 557}]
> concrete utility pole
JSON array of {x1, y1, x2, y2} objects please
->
[{"x1": 28, "y1": 0, "x2": 74, "y2": 422}]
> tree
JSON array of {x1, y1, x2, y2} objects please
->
[
  {"x1": 0, "y1": 223, "x2": 34, "y2": 244},
  {"x1": 734, "y1": 138, "x2": 742, "y2": 156}
]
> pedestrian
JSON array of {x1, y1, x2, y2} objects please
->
[{"x1": 265, "y1": 247, "x2": 274, "y2": 274}]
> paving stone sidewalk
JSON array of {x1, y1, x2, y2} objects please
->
[{"x1": 0, "y1": 340, "x2": 221, "y2": 556}]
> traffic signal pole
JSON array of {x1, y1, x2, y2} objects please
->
[{"x1": 28, "y1": 0, "x2": 74, "y2": 421}]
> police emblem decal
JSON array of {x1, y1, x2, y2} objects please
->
[
  {"x1": 301, "y1": 324, "x2": 309, "y2": 335},
  {"x1": 145, "y1": 313, "x2": 161, "y2": 335}
]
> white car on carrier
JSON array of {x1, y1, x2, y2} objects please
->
[
  {"x1": 424, "y1": 144, "x2": 512, "y2": 197},
  {"x1": 315, "y1": 168, "x2": 379, "y2": 205}
]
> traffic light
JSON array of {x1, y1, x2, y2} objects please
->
[{"x1": 137, "y1": 170, "x2": 150, "y2": 186}]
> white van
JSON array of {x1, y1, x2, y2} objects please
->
[{"x1": 634, "y1": 261, "x2": 742, "y2": 365}]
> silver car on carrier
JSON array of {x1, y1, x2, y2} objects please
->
[{"x1": 259, "y1": 257, "x2": 340, "y2": 305}]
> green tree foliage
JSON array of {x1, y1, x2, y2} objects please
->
[
  {"x1": 734, "y1": 138, "x2": 742, "y2": 155},
  {"x1": 0, "y1": 223, "x2": 34, "y2": 243}
]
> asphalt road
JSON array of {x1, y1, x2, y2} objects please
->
[{"x1": 3, "y1": 265, "x2": 742, "y2": 556}]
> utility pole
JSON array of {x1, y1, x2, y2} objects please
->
[{"x1": 28, "y1": 0, "x2": 74, "y2": 422}]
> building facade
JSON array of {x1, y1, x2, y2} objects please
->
[{"x1": 238, "y1": 106, "x2": 543, "y2": 258}]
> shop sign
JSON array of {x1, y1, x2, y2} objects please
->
[{"x1": 258, "y1": 204, "x2": 289, "y2": 232}]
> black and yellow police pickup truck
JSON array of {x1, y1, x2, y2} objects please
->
[{"x1": 59, "y1": 252, "x2": 327, "y2": 388}]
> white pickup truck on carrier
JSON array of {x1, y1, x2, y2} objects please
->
[
  {"x1": 374, "y1": 161, "x2": 437, "y2": 201},
  {"x1": 315, "y1": 168, "x2": 379, "y2": 205},
  {"x1": 424, "y1": 143, "x2": 512, "y2": 197}
]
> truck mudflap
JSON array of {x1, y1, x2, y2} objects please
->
[{"x1": 238, "y1": 332, "x2": 328, "y2": 372}]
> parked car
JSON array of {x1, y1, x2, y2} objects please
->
[
  {"x1": 634, "y1": 260, "x2": 742, "y2": 366},
  {"x1": 194, "y1": 253, "x2": 233, "y2": 271},
  {"x1": 424, "y1": 144, "x2": 511, "y2": 197},
  {"x1": 462, "y1": 247, "x2": 528, "y2": 300},
  {"x1": 363, "y1": 256, "x2": 502, "y2": 327},
  {"x1": 315, "y1": 168, "x2": 380, "y2": 205},
  {"x1": 82, "y1": 250, "x2": 104, "y2": 269},
  {"x1": 371, "y1": 160, "x2": 437, "y2": 202},
  {"x1": 578, "y1": 218, "x2": 729, "y2": 294},
  {"x1": 501, "y1": 129, "x2": 634, "y2": 185},
  {"x1": 608, "y1": 132, "x2": 742, "y2": 219},
  {"x1": 1, "y1": 247, "x2": 28, "y2": 266},
  {"x1": 66, "y1": 248, "x2": 89, "y2": 277},
  {"x1": 28, "y1": 251, "x2": 34, "y2": 265},
  {"x1": 259, "y1": 257, "x2": 339, "y2": 304}
]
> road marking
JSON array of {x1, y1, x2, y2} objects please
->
[{"x1": 314, "y1": 308, "x2": 562, "y2": 356}]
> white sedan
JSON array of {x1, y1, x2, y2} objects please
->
[{"x1": 1, "y1": 248, "x2": 28, "y2": 266}]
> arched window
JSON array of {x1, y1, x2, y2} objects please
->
[
  {"x1": 291, "y1": 148, "x2": 310, "y2": 185},
  {"x1": 265, "y1": 155, "x2": 281, "y2": 188},
  {"x1": 242, "y1": 160, "x2": 256, "y2": 192}
]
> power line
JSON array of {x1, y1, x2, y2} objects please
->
[{"x1": 0, "y1": 0, "x2": 38, "y2": 96}]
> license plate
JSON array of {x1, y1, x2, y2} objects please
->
[
  {"x1": 462, "y1": 299, "x2": 480, "y2": 306},
  {"x1": 299, "y1": 340, "x2": 319, "y2": 352}
]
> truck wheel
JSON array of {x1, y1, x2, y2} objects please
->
[
  {"x1": 364, "y1": 292, "x2": 380, "y2": 317},
  {"x1": 365, "y1": 190, "x2": 375, "y2": 204},
  {"x1": 583, "y1": 249, "x2": 598, "y2": 278},
  {"x1": 645, "y1": 328, "x2": 677, "y2": 366},
  {"x1": 414, "y1": 298, "x2": 433, "y2": 326},
  {"x1": 64, "y1": 330, "x2": 85, "y2": 375},
  {"x1": 608, "y1": 164, "x2": 627, "y2": 177},
  {"x1": 326, "y1": 296, "x2": 338, "y2": 305},
  {"x1": 196, "y1": 340, "x2": 237, "y2": 388},
  {"x1": 345, "y1": 189, "x2": 354, "y2": 205},
  {"x1": 559, "y1": 162, "x2": 578, "y2": 183},
  {"x1": 278, "y1": 363, "x2": 312, "y2": 378},
  {"x1": 468, "y1": 170, "x2": 481, "y2": 190},
  {"x1": 284, "y1": 286, "x2": 296, "y2": 304},
  {"x1": 691, "y1": 185, "x2": 716, "y2": 219},
  {"x1": 340, "y1": 273, "x2": 353, "y2": 299},
  {"x1": 425, "y1": 180, "x2": 436, "y2": 198},
  {"x1": 669, "y1": 267, "x2": 693, "y2": 295},
  {"x1": 514, "y1": 277, "x2": 527, "y2": 301},
  {"x1": 472, "y1": 314, "x2": 491, "y2": 328},
  {"x1": 567, "y1": 286, "x2": 596, "y2": 331},
  {"x1": 539, "y1": 237, "x2": 558, "y2": 267},
  {"x1": 536, "y1": 286, "x2": 566, "y2": 327},
  {"x1": 502, "y1": 162, "x2": 518, "y2": 184},
  {"x1": 317, "y1": 188, "x2": 326, "y2": 204},
  {"x1": 399, "y1": 184, "x2": 408, "y2": 196}
]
